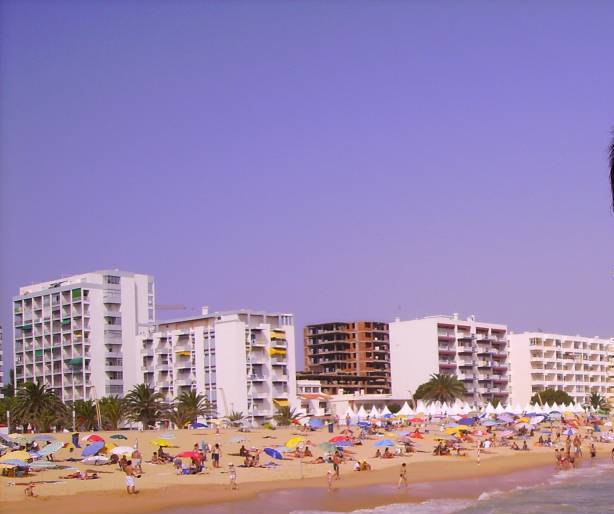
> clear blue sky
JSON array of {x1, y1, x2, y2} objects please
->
[{"x1": 2, "y1": 1, "x2": 614, "y2": 374}]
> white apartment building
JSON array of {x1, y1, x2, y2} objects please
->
[
  {"x1": 13, "y1": 270, "x2": 154, "y2": 402},
  {"x1": 509, "y1": 332, "x2": 612, "y2": 406},
  {"x1": 139, "y1": 309, "x2": 296, "y2": 425},
  {"x1": 0, "y1": 325, "x2": 4, "y2": 395},
  {"x1": 390, "y1": 314, "x2": 510, "y2": 406}
]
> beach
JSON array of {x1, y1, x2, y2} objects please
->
[{"x1": 3, "y1": 421, "x2": 609, "y2": 514}]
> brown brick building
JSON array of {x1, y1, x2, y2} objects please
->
[{"x1": 301, "y1": 321, "x2": 390, "y2": 394}]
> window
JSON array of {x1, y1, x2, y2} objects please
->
[{"x1": 104, "y1": 275, "x2": 121, "y2": 285}]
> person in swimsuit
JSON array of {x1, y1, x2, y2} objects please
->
[{"x1": 398, "y1": 463, "x2": 408, "y2": 489}]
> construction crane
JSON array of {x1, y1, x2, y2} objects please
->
[{"x1": 156, "y1": 304, "x2": 188, "y2": 311}]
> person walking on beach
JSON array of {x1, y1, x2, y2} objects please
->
[
  {"x1": 124, "y1": 460, "x2": 138, "y2": 495},
  {"x1": 398, "y1": 463, "x2": 408, "y2": 489},
  {"x1": 476, "y1": 446, "x2": 481, "y2": 465},
  {"x1": 332, "y1": 451, "x2": 341, "y2": 479},
  {"x1": 326, "y1": 470, "x2": 334, "y2": 490}
]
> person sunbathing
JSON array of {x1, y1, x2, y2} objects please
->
[
  {"x1": 360, "y1": 460, "x2": 371, "y2": 471},
  {"x1": 306, "y1": 456, "x2": 325, "y2": 464},
  {"x1": 304, "y1": 446, "x2": 313, "y2": 457},
  {"x1": 382, "y1": 448, "x2": 393, "y2": 459}
]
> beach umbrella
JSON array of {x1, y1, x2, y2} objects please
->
[
  {"x1": 176, "y1": 451, "x2": 201, "y2": 460},
  {"x1": 110, "y1": 446, "x2": 134, "y2": 456},
  {"x1": 110, "y1": 434, "x2": 128, "y2": 440},
  {"x1": 357, "y1": 421, "x2": 370, "y2": 428},
  {"x1": 191, "y1": 422, "x2": 207, "y2": 429},
  {"x1": 318, "y1": 442, "x2": 336, "y2": 453},
  {"x1": 82, "y1": 455, "x2": 110, "y2": 465},
  {"x1": 0, "y1": 459, "x2": 28, "y2": 467},
  {"x1": 335, "y1": 440, "x2": 354, "y2": 447},
  {"x1": 409, "y1": 432, "x2": 424, "y2": 439},
  {"x1": 530, "y1": 416, "x2": 545, "y2": 425},
  {"x1": 0, "y1": 463, "x2": 16, "y2": 469},
  {"x1": 32, "y1": 434, "x2": 56, "y2": 442},
  {"x1": 228, "y1": 436, "x2": 248, "y2": 444},
  {"x1": 263, "y1": 447, "x2": 284, "y2": 460},
  {"x1": 409, "y1": 417, "x2": 424, "y2": 423},
  {"x1": 7, "y1": 434, "x2": 31, "y2": 445},
  {"x1": 329, "y1": 435, "x2": 350, "y2": 443},
  {"x1": 29, "y1": 461, "x2": 59, "y2": 469},
  {"x1": 374, "y1": 439, "x2": 395, "y2": 447},
  {"x1": 160, "y1": 433, "x2": 176, "y2": 439},
  {"x1": 498, "y1": 413, "x2": 515, "y2": 423},
  {"x1": 0, "y1": 450, "x2": 31, "y2": 462},
  {"x1": 286, "y1": 436, "x2": 305, "y2": 447},
  {"x1": 38, "y1": 441, "x2": 64, "y2": 456},
  {"x1": 482, "y1": 420, "x2": 499, "y2": 427},
  {"x1": 81, "y1": 441, "x2": 105, "y2": 457},
  {"x1": 444, "y1": 426, "x2": 470, "y2": 435},
  {"x1": 83, "y1": 434, "x2": 105, "y2": 443},
  {"x1": 308, "y1": 418, "x2": 324, "y2": 428},
  {"x1": 458, "y1": 417, "x2": 475, "y2": 426},
  {"x1": 151, "y1": 438, "x2": 171, "y2": 447},
  {"x1": 564, "y1": 428, "x2": 575, "y2": 436}
]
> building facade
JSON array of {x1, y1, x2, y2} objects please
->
[
  {"x1": 139, "y1": 309, "x2": 296, "y2": 425},
  {"x1": 13, "y1": 270, "x2": 154, "y2": 402},
  {"x1": 303, "y1": 321, "x2": 390, "y2": 394},
  {"x1": 390, "y1": 314, "x2": 510, "y2": 406},
  {"x1": 509, "y1": 332, "x2": 612, "y2": 406},
  {"x1": 0, "y1": 324, "x2": 3, "y2": 394}
]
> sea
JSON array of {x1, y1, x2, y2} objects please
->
[
  {"x1": 294, "y1": 462, "x2": 614, "y2": 514},
  {"x1": 171, "y1": 461, "x2": 614, "y2": 514}
]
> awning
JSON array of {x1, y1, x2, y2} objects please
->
[
  {"x1": 176, "y1": 351, "x2": 191, "y2": 356},
  {"x1": 269, "y1": 348, "x2": 287, "y2": 356},
  {"x1": 273, "y1": 399, "x2": 289, "y2": 407}
]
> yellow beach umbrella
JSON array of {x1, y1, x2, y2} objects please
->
[
  {"x1": 518, "y1": 417, "x2": 529, "y2": 423},
  {"x1": 286, "y1": 436, "x2": 304, "y2": 447},
  {"x1": 0, "y1": 463, "x2": 16, "y2": 469},
  {"x1": 150, "y1": 439, "x2": 171, "y2": 447},
  {"x1": 0, "y1": 450, "x2": 31, "y2": 462},
  {"x1": 444, "y1": 426, "x2": 470, "y2": 436}
]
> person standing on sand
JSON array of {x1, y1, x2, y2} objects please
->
[
  {"x1": 332, "y1": 451, "x2": 341, "y2": 479},
  {"x1": 326, "y1": 470, "x2": 334, "y2": 490},
  {"x1": 229, "y1": 463, "x2": 238, "y2": 490},
  {"x1": 124, "y1": 460, "x2": 138, "y2": 495},
  {"x1": 212, "y1": 443, "x2": 221, "y2": 468},
  {"x1": 476, "y1": 446, "x2": 480, "y2": 465},
  {"x1": 398, "y1": 463, "x2": 408, "y2": 489}
]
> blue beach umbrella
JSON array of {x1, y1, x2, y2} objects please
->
[
  {"x1": 263, "y1": 447, "x2": 284, "y2": 460},
  {"x1": 357, "y1": 421, "x2": 370, "y2": 428},
  {"x1": 38, "y1": 441, "x2": 64, "y2": 457},
  {"x1": 458, "y1": 418, "x2": 475, "y2": 426},
  {"x1": 32, "y1": 434, "x2": 56, "y2": 442},
  {"x1": 1, "y1": 459, "x2": 28, "y2": 467},
  {"x1": 81, "y1": 441, "x2": 105, "y2": 457},
  {"x1": 374, "y1": 439, "x2": 395, "y2": 447},
  {"x1": 191, "y1": 422, "x2": 207, "y2": 429},
  {"x1": 335, "y1": 440, "x2": 353, "y2": 447},
  {"x1": 309, "y1": 418, "x2": 324, "y2": 428}
]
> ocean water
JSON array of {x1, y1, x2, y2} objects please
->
[{"x1": 292, "y1": 463, "x2": 614, "y2": 514}]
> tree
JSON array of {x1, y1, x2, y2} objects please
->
[
  {"x1": 165, "y1": 405, "x2": 193, "y2": 429},
  {"x1": 387, "y1": 403, "x2": 401, "y2": 414},
  {"x1": 12, "y1": 381, "x2": 67, "y2": 432},
  {"x1": 413, "y1": 382, "x2": 430, "y2": 402},
  {"x1": 99, "y1": 396, "x2": 126, "y2": 430},
  {"x1": 415, "y1": 374, "x2": 465, "y2": 404},
  {"x1": 224, "y1": 410, "x2": 247, "y2": 426},
  {"x1": 273, "y1": 405, "x2": 303, "y2": 426},
  {"x1": 175, "y1": 390, "x2": 212, "y2": 422},
  {"x1": 530, "y1": 389, "x2": 573, "y2": 406},
  {"x1": 124, "y1": 384, "x2": 167, "y2": 429},
  {"x1": 0, "y1": 396, "x2": 17, "y2": 430},
  {"x1": 1, "y1": 369, "x2": 15, "y2": 397},
  {"x1": 587, "y1": 392, "x2": 610, "y2": 412},
  {"x1": 73, "y1": 400, "x2": 98, "y2": 431}
]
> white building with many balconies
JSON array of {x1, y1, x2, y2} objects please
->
[
  {"x1": 509, "y1": 332, "x2": 612, "y2": 406},
  {"x1": 390, "y1": 314, "x2": 510, "y2": 407},
  {"x1": 138, "y1": 308, "x2": 296, "y2": 425},
  {"x1": 13, "y1": 270, "x2": 154, "y2": 402}
]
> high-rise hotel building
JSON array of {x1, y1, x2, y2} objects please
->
[
  {"x1": 509, "y1": 332, "x2": 612, "y2": 406},
  {"x1": 138, "y1": 309, "x2": 296, "y2": 424},
  {"x1": 13, "y1": 270, "x2": 154, "y2": 401},
  {"x1": 390, "y1": 314, "x2": 510, "y2": 406},
  {"x1": 301, "y1": 321, "x2": 391, "y2": 394}
]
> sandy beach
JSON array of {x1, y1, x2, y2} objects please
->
[{"x1": 3, "y1": 422, "x2": 606, "y2": 514}]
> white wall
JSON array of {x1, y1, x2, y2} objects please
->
[
  {"x1": 508, "y1": 334, "x2": 531, "y2": 405},
  {"x1": 215, "y1": 316, "x2": 249, "y2": 417},
  {"x1": 390, "y1": 319, "x2": 439, "y2": 397}
]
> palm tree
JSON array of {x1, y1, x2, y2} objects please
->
[
  {"x1": 124, "y1": 384, "x2": 167, "y2": 429},
  {"x1": 587, "y1": 392, "x2": 610, "y2": 412},
  {"x1": 73, "y1": 399, "x2": 98, "y2": 430},
  {"x1": 99, "y1": 396, "x2": 126, "y2": 430},
  {"x1": 12, "y1": 381, "x2": 66, "y2": 432},
  {"x1": 273, "y1": 405, "x2": 303, "y2": 426},
  {"x1": 165, "y1": 405, "x2": 193, "y2": 429},
  {"x1": 418, "y1": 374, "x2": 465, "y2": 404},
  {"x1": 225, "y1": 410, "x2": 247, "y2": 426},
  {"x1": 175, "y1": 390, "x2": 212, "y2": 423}
]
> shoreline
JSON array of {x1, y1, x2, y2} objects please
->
[{"x1": 3, "y1": 450, "x2": 559, "y2": 514}]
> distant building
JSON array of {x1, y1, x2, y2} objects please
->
[
  {"x1": 302, "y1": 321, "x2": 390, "y2": 394},
  {"x1": 390, "y1": 314, "x2": 510, "y2": 406},
  {"x1": 139, "y1": 308, "x2": 296, "y2": 425},
  {"x1": 0, "y1": 324, "x2": 3, "y2": 396},
  {"x1": 296, "y1": 379, "x2": 330, "y2": 416},
  {"x1": 509, "y1": 332, "x2": 612, "y2": 406},
  {"x1": 13, "y1": 270, "x2": 154, "y2": 402}
]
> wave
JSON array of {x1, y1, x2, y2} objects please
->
[{"x1": 291, "y1": 498, "x2": 473, "y2": 514}]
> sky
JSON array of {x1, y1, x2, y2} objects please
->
[{"x1": 1, "y1": 1, "x2": 614, "y2": 375}]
